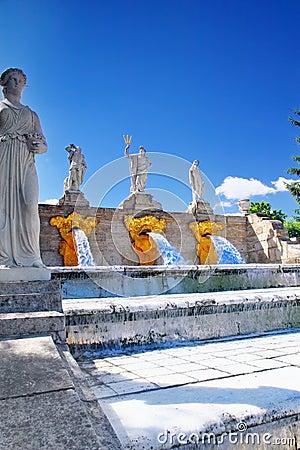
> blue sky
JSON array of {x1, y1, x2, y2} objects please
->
[{"x1": 1, "y1": 0, "x2": 300, "y2": 217}]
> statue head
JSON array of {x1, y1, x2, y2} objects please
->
[
  {"x1": 193, "y1": 160, "x2": 199, "y2": 166},
  {"x1": 0, "y1": 68, "x2": 27, "y2": 97},
  {"x1": 139, "y1": 146, "x2": 146, "y2": 155}
]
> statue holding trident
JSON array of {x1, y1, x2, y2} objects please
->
[{"x1": 124, "y1": 135, "x2": 152, "y2": 194}]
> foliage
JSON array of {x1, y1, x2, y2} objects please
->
[
  {"x1": 284, "y1": 220, "x2": 300, "y2": 238},
  {"x1": 249, "y1": 201, "x2": 287, "y2": 222},
  {"x1": 286, "y1": 110, "x2": 300, "y2": 205}
]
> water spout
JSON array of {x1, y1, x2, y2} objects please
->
[
  {"x1": 148, "y1": 232, "x2": 187, "y2": 265},
  {"x1": 210, "y1": 235, "x2": 245, "y2": 264},
  {"x1": 72, "y1": 228, "x2": 95, "y2": 267}
]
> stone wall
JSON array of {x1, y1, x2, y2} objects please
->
[
  {"x1": 39, "y1": 205, "x2": 203, "y2": 266},
  {"x1": 38, "y1": 204, "x2": 300, "y2": 266},
  {"x1": 247, "y1": 214, "x2": 300, "y2": 263}
]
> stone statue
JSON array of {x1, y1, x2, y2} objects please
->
[
  {"x1": 189, "y1": 160, "x2": 205, "y2": 202},
  {"x1": 0, "y1": 68, "x2": 47, "y2": 268},
  {"x1": 64, "y1": 143, "x2": 87, "y2": 192},
  {"x1": 124, "y1": 140, "x2": 152, "y2": 194}
]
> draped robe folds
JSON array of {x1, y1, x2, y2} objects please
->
[{"x1": 0, "y1": 99, "x2": 46, "y2": 267}]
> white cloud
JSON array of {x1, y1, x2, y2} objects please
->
[
  {"x1": 271, "y1": 176, "x2": 295, "y2": 191},
  {"x1": 215, "y1": 176, "x2": 294, "y2": 200},
  {"x1": 219, "y1": 201, "x2": 233, "y2": 208},
  {"x1": 39, "y1": 198, "x2": 59, "y2": 205}
]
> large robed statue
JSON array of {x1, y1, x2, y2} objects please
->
[{"x1": 0, "y1": 68, "x2": 47, "y2": 267}]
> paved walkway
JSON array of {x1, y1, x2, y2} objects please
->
[
  {"x1": 0, "y1": 335, "x2": 120, "y2": 450},
  {"x1": 78, "y1": 330, "x2": 300, "y2": 449}
]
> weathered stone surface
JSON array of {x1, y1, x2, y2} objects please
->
[
  {"x1": 0, "y1": 336, "x2": 112, "y2": 450},
  {"x1": 0, "y1": 336, "x2": 72, "y2": 399},
  {"x1": 59, "y1": 346, "x2": 123, "y2": 450},
  {"x1": 118, "y1": 192, "x2": 163, "y2": 211},
  {"x1": 0, "y1": 280, "x2": 60, "y2": 295},
  {"x1": 0, "y1": 312, "x2": 65, "y2": 342},
  {"x1": 186, "y1": 199, "x2": 213, "y2": 218},
  {"x1": 0, "y1": 280, "x2": 62, "y2": 313},
  {"x1": 0, "y1": 292, "x2": 62, "y2": 314},
  {"x1": 0, "y1": 390, "x2": 110, "y2": 450},
  {"x1": 58, "y1": 191, "x2": 90, "y2": 207}
]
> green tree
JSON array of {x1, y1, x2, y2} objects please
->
[
  {"x1": 284, "y1": 220, "x2": 300, "y2": 238},
  {"x1": 249, "y1": 201, "x2": 287, "y2": 222},
  {"x1": 286, "y1": 110, "x2": 300, "y2": 210}
]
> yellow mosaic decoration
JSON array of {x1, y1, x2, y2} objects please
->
[
  {"x1": 124, "y1": 215, "x2": 167, "y2": 265},
  {"x1": 189, "y1": 221, "x2": 224, "y2": 265},
  {"x1": 50, "y1": 212, "x2": 99, "y2": 266}
]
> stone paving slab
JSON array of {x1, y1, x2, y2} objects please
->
[
  {"x1": 79, "y1": 330, "x2": 300, "y2": 449},
  {"x1": 0, "y1": 335, "x2": 121, "y2": 449},
  {"x1": 0, "y1": 335, "x2": 73, "y2": 399},
  {"x1": 0, "y1": 390, "x2": 102, "y2": 450}
]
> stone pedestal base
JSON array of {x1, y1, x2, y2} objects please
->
[
  {"x1": 187, "y1": 199, "x2": 213, "y2": 218},
  {"x1": 118, "y1": 192, "x2": 163, "y2": 212},
  {"x1": 0, "y1": 267, "x2": 51, "y2": 282},
  {"x1": 58, "y1": 191, "x2": 89, "y2": 207}
]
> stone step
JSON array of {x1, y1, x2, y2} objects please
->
[
  {"x1": 63, "y1": 287, "x2": 300, "y2": 353},
  {"x1": 0, "y1": 279, "x2": 60, "y2": 295},
  {"x1": 0, "y1": 311, "x2": 65, "y2": 343},
  {"x1": 0, "y1": 291, "x2": 62, "y2": 313},
  {"x1": 0, "y1": 280, "x2": 62, "y2": 314}
]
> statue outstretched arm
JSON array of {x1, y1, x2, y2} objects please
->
[{"x1": 124, "y1": 144, "x2": 130, "y2": 158}]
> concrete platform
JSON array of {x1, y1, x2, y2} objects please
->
[
  {"x1": 78, "y1": 329, "x2": 300, "y2": 449},
  {"x1": 0, "y1": 335, "x2": 121, "y2": 450}
]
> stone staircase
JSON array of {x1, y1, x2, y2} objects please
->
[
  {"x1": 0, "y1": 279, "x2": 65, "y2": 343},
  {"x1": 0, "y1": 273, "x2": 122, "y2": 449}
]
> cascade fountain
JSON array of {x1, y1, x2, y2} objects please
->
[
  {"x1": 43, "y1": 147, "x2": 300, "y2": 351},
  {"x1": 45, "y1": 153, "x2": 300, "y2": 449}
]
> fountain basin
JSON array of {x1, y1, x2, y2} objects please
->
[{"x1": 50, "y1": 264, "x2": 300, "y2": 299}]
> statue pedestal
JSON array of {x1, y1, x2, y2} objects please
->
[
  {"x1": 187, "y1": 199, "x2": 214, "y2": 219},
  {"x1": 119, "y1": 192, "x2": 163, "y2": 212},
  {"x1": 58, "y1": 191, "x2": 89, "y2": 207}
]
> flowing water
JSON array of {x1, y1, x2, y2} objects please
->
[
  {"x1": 210, "y1": 235, "x2": 245, "y2": 264},
  {"x1": 148, "y1": 232, "x2": 187, "y2": 265},
  {"x1": 73, "y1": 228, "x2": 95, "y2": 267}
]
